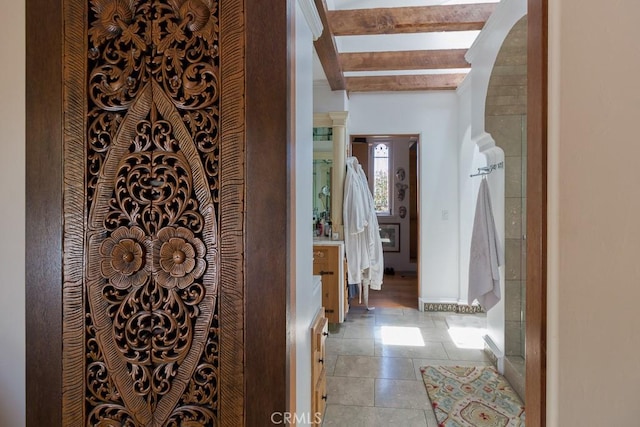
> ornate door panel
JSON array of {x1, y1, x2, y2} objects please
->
[{"x1": 61, "y1": 1, "x2": 244, "y2": 425}]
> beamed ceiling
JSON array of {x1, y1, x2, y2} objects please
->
[{"x1": 313, "y1": 0, "x2": 499, "y2": 93}]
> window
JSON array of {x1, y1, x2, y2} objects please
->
[{"x1": 372, "y1": 143, "x2": 390, "y2": 214}]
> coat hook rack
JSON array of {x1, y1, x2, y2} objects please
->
[{"x1": 470, "y1": 161, "x2": 504, "y2": 177}]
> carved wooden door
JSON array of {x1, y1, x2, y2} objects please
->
[{"x1": 61, "y1": 1, "x2": 244, "y2": 425}]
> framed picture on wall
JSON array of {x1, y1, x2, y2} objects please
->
[{"x1": 379, "y1": 223, "x2": 400, "y2": 252}]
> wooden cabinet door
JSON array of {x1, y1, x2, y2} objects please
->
[{"x1": 313, "y1": 245, "x2": 340, "y2": 323}]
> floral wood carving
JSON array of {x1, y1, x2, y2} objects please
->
[{"x1": 59, "y1": 0, "x2": 234, "y2": 425}]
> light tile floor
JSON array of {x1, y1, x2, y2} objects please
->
[{"x1": 321, "y1": 306, "x2": 491, "y2": 427}]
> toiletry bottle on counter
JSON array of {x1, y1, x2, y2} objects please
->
[{"x1": 325, "y1": 220, "x2": 332, "y2": 237}]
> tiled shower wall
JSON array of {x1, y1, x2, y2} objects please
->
[{"x1": 485, "y1": 16, "x2": 528, "y2": 358}]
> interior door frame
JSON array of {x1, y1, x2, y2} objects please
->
[
  {"x1": 26, "y1": 0, "x2": 292, "y2": 425},
  {"x1": 526, "y1": 0, "x2": 548, "y2": 426},
  {"x1": 26, "y1": 0, "x2": 63, "y2": 421},
  {"x1": 348, "y1": 133, "x2": 421, "y2": 280}
]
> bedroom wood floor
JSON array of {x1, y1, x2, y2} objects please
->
[{"x1": 356, "y1": 272, "x2": 419, "y2": 310}]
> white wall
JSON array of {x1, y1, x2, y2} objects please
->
[
  {"x1": 312, "y1": 81, "x2": 349, "y2": 113},
  {"x1": 293, "y1": 1, "x2": 322, "y2": 424},
  {"x1": 0, "y1": 1, "x2": 25, "y2": 426},
  {"x1": 457, "y1": 76, "x2": 494, "y2": 311},
  {"x1": 348, "y1": 92, "x2": 460, "y2": 305},
  {"x1": 457, "y1": 76, "x2": 476, "y2": 306},
  {"x1": 548, "y1": 1, "x2": 640, "y2": 425}
]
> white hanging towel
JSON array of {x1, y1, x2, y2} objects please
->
[{"x1": 468, "y1": 178, "x2": 504, "y2": 310}]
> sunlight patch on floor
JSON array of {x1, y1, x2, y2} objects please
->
[
  {"x1": 447, "y1": 326, "x2": 486, "y2": 350},
  {"x1": 380, "y1": 326, "x2": 425, "y2": 347}
]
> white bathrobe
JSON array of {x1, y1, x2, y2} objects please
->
[
  {"x1": 468, "y1": 178, "x2": 503, "y2": 310},
  {"x1": 343, "y1": 157, "x2": 384, "y2": 290}
]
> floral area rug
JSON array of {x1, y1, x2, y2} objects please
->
[{"x1": 420, "y1": 365, "x2": 525, "y2": 427}]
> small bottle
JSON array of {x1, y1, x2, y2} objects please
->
[{"x1": 325, "y1": 220, "x2": 332, "y2": 237}]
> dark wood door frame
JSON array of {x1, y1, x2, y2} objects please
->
[
  {"x1": 526, "y1": 0, "x2": 548, "y2": 426},
  {"x1": 26, "y1": 0, "x2": 292, "y2": 425},
  {"x1": 25, "y1": 0, "x2": 63, "y2": 423}
]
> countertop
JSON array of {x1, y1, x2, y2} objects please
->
[{"x1": 313, "y1": 238, "x2": 344, "y2": 246}]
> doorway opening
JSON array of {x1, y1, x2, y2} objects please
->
[{"x1": 349, "y1": 134, "x2": 420, "y2": 310}]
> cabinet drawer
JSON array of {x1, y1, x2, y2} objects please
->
[
  {"x1": 313, "y1": 246, "x2": 336, "y2": 273},
  {"x1": 311, "y1": 315, "x2": 328, "y2": 386},
  {"x1": 316, "y1": 315, "x2": 328, "y2": 350},
  {"x1": 314, "y1": 371, "x2": 327, "y2": 422}
]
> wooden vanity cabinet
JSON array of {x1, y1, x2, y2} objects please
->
[
  {"x1": 313, "y1": 242, "x2": 347, "y2": 323},
  {"x1": 311, "y1": 308, "x2": 328, "y2": 422}
]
